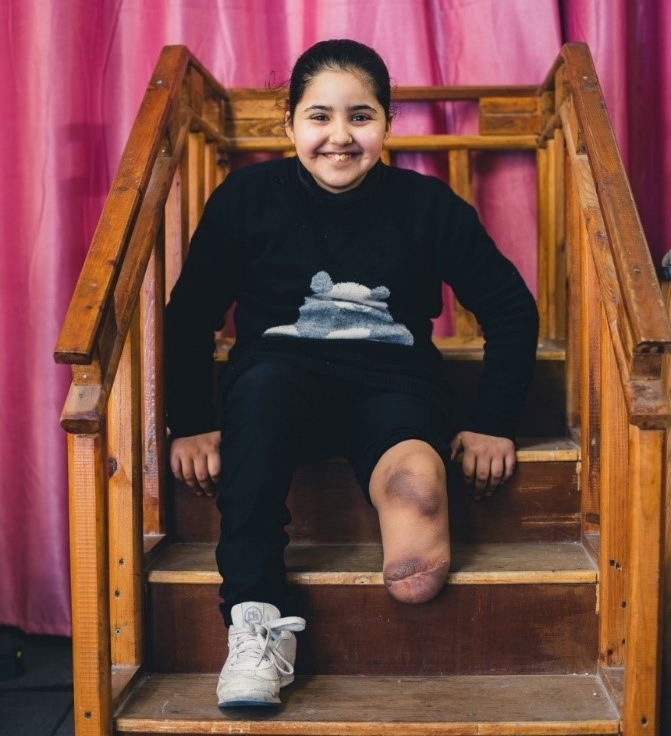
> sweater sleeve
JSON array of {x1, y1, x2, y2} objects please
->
[
  {"x1": 165, "y1": 182, "x2": 242, "y2": 438},
  {"x1": 438, "y1": 195, "x2": 539, "y2": 440}
]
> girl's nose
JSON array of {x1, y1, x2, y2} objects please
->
[{"x1": 329, "y1": 119, "x2": 353, "y2": 146}]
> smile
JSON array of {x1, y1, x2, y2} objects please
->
[{"x1": 321, "y1": 152, "x2": 357, "y2": 161}]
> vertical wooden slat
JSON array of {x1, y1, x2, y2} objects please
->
[
  {"x1": 579, "y1": 213, "x2": 601, "y2": 534},
  {"x1": 623, "y1": 425, "x2": 665, "y2": 736},
  {"x1": 579, "y1": 213, "x2": 602, "y2": 533},
  {"x1": 598, "y1": 305, "x2": 628, "y2": 667},
  {"x1": 662, "y1": 281, "x2": 671, "y2": 734},
  {"x1": 564, "y1": 136, "x2": 581, "y2": 430},
  {"x1": 552, "y1": 127, "x2": 566, "y2": 341},
  {"x1": 536, "y1": 143, "x2": 551, "y2": 342},
  {"x1": 448, "y1": 150, "x2": 478, "y2": 338},
  {"x1": 68, "y1": 431, "x2": 112, "y2": 736},
  {"x1": 141, "y1": 239, "x2": 166, "y2": 537},
  {"x1": 165, "y1": 166, "x2": 186, "y2": 299},
  {"x1": 204, "y1": 142, "x2": 219, "y2": 199},
  {"x1": 108, "y1": 308, "x2": 143, "y2": 666},
  {"x1": 187, "y1": 132, "x2": 205, "y2": 237}
]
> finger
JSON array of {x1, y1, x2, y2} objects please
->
[
  {"x1": 503, "y1": 451, "x2": 516, "y2": 483},
  {"x1": 449, "y1": 434, "x2": 463, "y2": 461},
  {"x1": 170, "y1": 450, "x2": 185, "y2": 481},
  {"x1": 471, "y1": 456, "x2": 491, "y2": 500},
  {"x1": 193, "y1": 455, "x2": 214, "y2": 494},
  {"x1": 180, "y1": 459, "x2": 204, "y2": 496},
  {"x1": 204, "y1": 453, "x2": 221, "y2": 497},
  {"x1": 484, "y1": 456, "x2": 505, "y2": 496},
  {"x1": 461, "y1": 450, "x2": 476, "y2": 486}
]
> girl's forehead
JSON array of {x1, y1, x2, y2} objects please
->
[{"x1": 301, "y1": 68, "x2": 376, "y2": 99}]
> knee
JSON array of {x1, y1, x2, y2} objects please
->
[
  {"x1": 381, "y1": 456, "x2": 446, "y2": 519},
  {"x1": 383, "y1": 555, "x2": 450, "y2": 604}
]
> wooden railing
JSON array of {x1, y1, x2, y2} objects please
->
[
  {"x1": 54, "y1": 43, "x2": 671, "y2": 736},
  {"x1": 540, "y1": 45, "x2": 671, "y2": 735}
]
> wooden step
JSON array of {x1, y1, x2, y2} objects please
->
[
  {"x1": 114, "y1": 673, "x2": 619, "y2": 735},
  {"x1": 171, "y1": 438, "x2": 580, "y2": 545},
  {"x1": 146, "y1": 541, "x2": 598, "y2": 675}
]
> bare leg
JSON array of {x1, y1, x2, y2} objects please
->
[{"x1": 369, "y1": 440, "x2": 450, "y2": 604}]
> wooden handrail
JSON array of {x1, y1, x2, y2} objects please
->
[{"x1": 557, "y1": 44, "x2": 671, "y2": 365}]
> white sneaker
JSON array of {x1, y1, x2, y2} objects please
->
[{"x1": 217, "y1": 601, "x2": 306, "y2": 707}]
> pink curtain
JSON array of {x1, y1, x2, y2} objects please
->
[{"x1": 0, "y1": 0, "x2": 667, "y2": 636}]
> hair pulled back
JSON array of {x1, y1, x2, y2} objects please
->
[{"x1": 287, "y1": 39, "x2": 392, "y2": 122}]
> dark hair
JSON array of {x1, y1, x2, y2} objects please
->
[{"x1": 287, "y1": 39, "x2": 392, "y2": 122}]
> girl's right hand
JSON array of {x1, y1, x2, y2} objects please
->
[{"x1": 170, "y1": 430, "x2": 221, "y2": 497}]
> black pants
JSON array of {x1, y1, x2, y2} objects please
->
[{"x1": 215, "y1": 362, "x2": 452, "y2": 625}]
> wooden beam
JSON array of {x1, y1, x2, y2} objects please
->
[
  {"x1": 623, "y1": 426, "x2": 665, "y2": 736},
  {"x1": 107, "y1": 312, "x2": 143, "y2": 667},
  {"x1": 68, "y1": 432, "x2": 112, "y2": 736}
]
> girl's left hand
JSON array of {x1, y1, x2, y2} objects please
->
[{"x1": 450, "y1": 431, "x2": 516, "y2": 500}]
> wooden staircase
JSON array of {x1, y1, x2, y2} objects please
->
[{"x1": 54, "y1": 44, "x2": 671, "y2": 735}]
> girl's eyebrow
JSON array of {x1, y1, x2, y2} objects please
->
[{"x1": 303, "y1": 103, "x2": 378, "y2": 113}]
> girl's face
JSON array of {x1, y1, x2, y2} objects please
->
[{"x1": 286, "y1": 69, "x2": 390, "y2": 194}]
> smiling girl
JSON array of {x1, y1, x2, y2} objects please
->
[{"x1": 165, "y1": 39, "x2": 539, "y2": 708}]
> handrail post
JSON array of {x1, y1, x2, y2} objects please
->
[{"x1": 67, "y1": 430, "x2": 112, "y2": 736}]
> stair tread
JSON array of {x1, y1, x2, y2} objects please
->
[
  {"x1": 148, "y1": 540, "x2": 597, "y2": 585},
  {"x1": 115, "y1": 673, "x2": 618, "y2": 735}
]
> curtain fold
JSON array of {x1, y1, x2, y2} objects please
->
[{"x1": 0, "y1": 0, "x2": 667, "y2": 636}]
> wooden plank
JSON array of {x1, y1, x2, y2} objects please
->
[
  {"x1": 598, "y1": 308, "x2": 629, "y2": 667},
  {"x1": 164, "y1": 164, "x2": 186, "y2": 299},
  {"x1": 553, "y1": 127, "x2": 567, "y2": 340},
  {"x1": 224, "y1": 85, "x2": 540, "y2": 104},
  {"x1": 448, "y1": 150, "x2": 479, "y2": 339},
  {"x1": 623, "y1": 426, "x2": 665, "y2": 736},
  {"x1": 564, "y1": 143, "x2": 581, "y2": 430},
  {"x1": 107, "y1": 311, "x2": 144, "y2": 667},
  {"x1": 187, "y1": 132, "x2": 205, "y2": 239},
  {"x1": 147, "y1": 540, "x2": 596, "y2": 586},
  {"x1": 479, "y1": 96, "x2": 541, "y2": 136},
  {"x1": 536, "y1": 143, "x2": 551, "y2": 341},
  {"x1": 218, "y1": 134, "x2": 539, "y2": 153},
  {"x1": 140, "y1": 242, "x2": 166, "y2": 536},
  {"x1": 148, "y1": 582, "x2": 598, "y2": 676},
  {"x1": 115, "y1": 673, "x2": 618, "y2": 735},
  {"x1": 68, "y1": 432, "x2": 112, "y2": 736},
  {"x1": 663, "y1": 281, "x2": 671, "y2": 734},
  {"x1": 111, "y1": 665, "x2": 142, "y2": 710},
  {"x1": 172, "y1": 456, "x2": 581, "y2": 545},
  {"x1": 579, "y1": 212, "x2": 601, "y2": 535}
]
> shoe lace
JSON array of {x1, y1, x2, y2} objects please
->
[{"x1": 230, "y1": 616, "x2": 306, "y2": 676}]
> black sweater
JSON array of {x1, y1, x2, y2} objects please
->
[{"x1": 165, "y1": 157, "x2": 539, "y2": 440}]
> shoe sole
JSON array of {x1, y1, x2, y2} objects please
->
[{"x1": 218, "y1": 698, "x2": 280, "y2": 708}]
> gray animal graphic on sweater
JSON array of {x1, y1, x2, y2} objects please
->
[{"x1": 264, "y1": 271, "x2": 414, "y2": 345}]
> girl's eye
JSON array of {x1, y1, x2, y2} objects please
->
[
  {"x1": 352, "y1": 114, "x2": 371, "y2": 122},
  {"x1": 310, "y1": 114, "x2": 329, "y2": 122}
]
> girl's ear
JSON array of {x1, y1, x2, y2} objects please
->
[
  {"x1": 285, "y1": 112, "x2": 295, "y2": 144},
  {"x1": 384, "y1": 115, "x2": 392, "y2": 141}
]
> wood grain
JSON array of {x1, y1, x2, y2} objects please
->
[{"x1": 115, "y1": 673, "x2": 618, "y2": 735}]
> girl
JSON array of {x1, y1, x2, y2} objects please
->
[{"x1": 165, "y1": 39, "x2": 539, "y2": 708}]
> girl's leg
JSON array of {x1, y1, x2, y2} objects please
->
[
  {"x1": 369, "y1": 439, "x2": 451, "y2": 604},
  {"x1": 215, "y1": 362, "x2": 323, "y2": 625},
  {"x1": 347, "y1": 389, "x2": 452, "y2": 605}
]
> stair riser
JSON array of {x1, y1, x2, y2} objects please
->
[
  {"x1": 171, "y1": 461, "x2": 580, "y2": 545},
  {"x1": 148, "y1": 582, "x2": 597, "y2": 676}
]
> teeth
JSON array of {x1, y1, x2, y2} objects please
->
[{"x1": 327, "y1": 153, "x2": 351, "y2": 161}]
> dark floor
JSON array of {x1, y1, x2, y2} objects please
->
[{"x1": 0, "y1": 630, "x2": 73, "y2": 736}]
